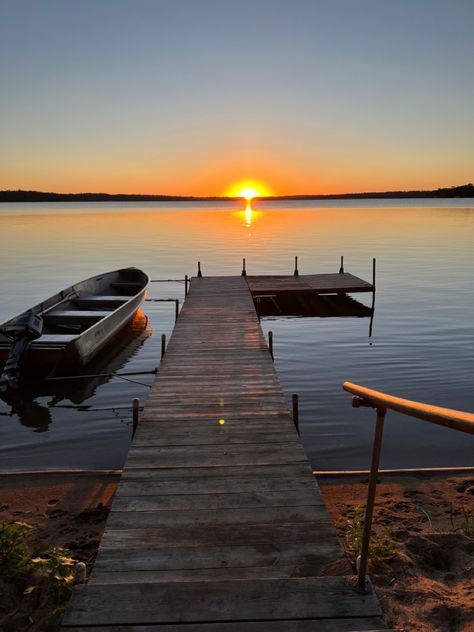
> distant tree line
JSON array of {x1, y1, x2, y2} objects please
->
[
  {"x1": 0, "y1": 183, "x2": 473, "y2": 202},
  {"x1": 0, "y1": 190, "x2": 231, "y2": 202},
  {"x1": 264, "y1": 183, "x2": 474, "y2": 200}
]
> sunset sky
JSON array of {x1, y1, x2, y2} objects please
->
[{"x1": 1, "y1": 0, "x2": 473, "y2": 196}]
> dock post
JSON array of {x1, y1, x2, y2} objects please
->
[
  {"x1": 132, "y1": 398, "x2": 139, "y2": 438},
  {"x1": 339, "y1": 255, "x2": 344, "y2": 274},
  {"x1": 241, "y1": 258, "x2": 247, "y2": 276},
  {"x1": 185, "y1": 274, "x2": 189, "y2": 297},
  {"x1": 293, "y1": 256, "x2": 299, "y2": 276},
  {"x1": 292, "y1": 394, "x2": 299, "y2": 435},
  {"x1": 354, "y1": 405, "x2": 386, "y2": 594},
  {"x1": 369, "y1": 258, "x2": 376, "y2": 338},
  {"x1": 161, "y1": 334, "x2": 166, "y2": 359},
  {"x1": 175, "y1": 299, "x2": 179, "y2": 322},
  {"x1": 268, "y1": 330, "x2": 274, "y2": 361},
  {"x1": 256, "y1": 297, "x2": 261, "y2": 321},
  {"x1": 197, "y1": 261, "x2": 202, "y2": 278}
]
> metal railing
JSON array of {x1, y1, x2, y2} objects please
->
[{"x1": 342, "y1": 380, "x2": 474, "y2": 594}]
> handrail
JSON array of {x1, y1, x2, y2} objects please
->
[
  {"x1": 342, "y1": 380, "x2": 474, "y2": 595},
  {"x1": 343, "y1": 381, "x2": 474, "y2": 435}
]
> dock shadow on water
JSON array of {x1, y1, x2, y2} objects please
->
[
  {"x1": 255, "y1": 292, "x2": 374, "y2": 321},
  {"x1": 0, "y1": 311, "x2": 151, "y2": 438}
]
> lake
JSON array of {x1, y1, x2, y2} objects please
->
[{"x1": 0, "y1": 199, "x2": 473, "y2": 472}]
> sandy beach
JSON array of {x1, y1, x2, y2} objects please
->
[
  {"x1": 319, "y1": 472, "x2": 474, "y2": 632},
  {"x1": 0, "y1": 470, "x2": 472, "y2": 631}
]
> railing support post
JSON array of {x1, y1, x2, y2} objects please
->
[
  {"x1": 268, "y1": 330, "x2": 274, "y2": 361},
  {"x1": 175, "y1": 299, "x2": 179, "y2": 322},
  {"x1": 355, "y1": 406, "x2": 386, "y2": 594},
  {"x1": 132, "y1": 398, "x2": 139, "y2": 438},
  {"x1": 339, "y1": 255, "x2": 344, "y2": 274},
  {"x1": 293, "y1": 256, "x2": 299, "y2": 276},
  {"x1": 292, "y1": 393, "x2": 300, "y2": 435},
  {"x1": 161, "y1": 333, "x2": 166, "y2": 359},
  {"x1": 241, "y1": 258, "x2": 247, "y2": 276},
  {"x1": 197, "y1": 261, "x2": 202, "y2": 278},
  {"x1": 185, "y1": 274, "x2": 189, "y2": 297}
]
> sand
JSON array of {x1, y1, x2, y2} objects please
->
[
  {"x1": 319, "y1": 473, "x2": 474, "y2": 632},
  {"x1": 0, "y1": 472, "x2": 119, "y2": 631},
  {"x1": 0, "y1": 471, "x2": 473, "y2": 631}
]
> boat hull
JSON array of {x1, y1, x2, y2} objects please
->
[{"x1": 0, "y1": 268, "x2": 149, "y2": 377}]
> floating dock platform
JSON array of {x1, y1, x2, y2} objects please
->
[{"x1": 62, "y1": 270, "x2": 394, "y2": 631}]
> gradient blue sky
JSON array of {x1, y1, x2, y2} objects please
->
[{"x1": 1, "y1": 0, "x2": 473, "y2": 195}]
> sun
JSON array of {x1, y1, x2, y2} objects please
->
[{"x1": 226, "y1": 180, "x2": 272, "y2": 200}]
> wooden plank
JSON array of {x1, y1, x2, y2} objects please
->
[
  {"x1": 63, "y1": 620, "x2": 392, "y2": 632},
  {"x1": 119, "y1": 463, "x2": 314, "y2": 482},
  {"x1": 106, "y1": 504, "x2": 327, "y2": 528},
  {"x1": 89, "y1": 565, "x2": 331, "y2": 583},
  {"x1": 92, "y1": 541, "x2": 345, "y2": 574},
  {"x1": 125, "y1": 444, "x2": 307, "y2": 468},
  {"x1": 62, "y1": 577, "x2": 382, "y2": 625},
  {"x1": 117, "y1": 475, "x2": 318, "y2": 496},
  {"x1": 111, "y1": 489, "x2": 325, "y2": 512},
  {"x1": 98, "y1": 522, "x2": 340, "y2": 549}
]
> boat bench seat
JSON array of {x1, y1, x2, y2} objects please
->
[
  {"x1": 47, "y1": 310, "x2": 111, "y2": 319},
  {"x1": 34, "y1": 334, "x2": 78, "y2": 344},
  {"x1": 74, "y1": 296, "x2": 131, "y2": 308}
]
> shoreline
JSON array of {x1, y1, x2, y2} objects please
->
[{"x1": 1, "y1": 470, "x2": 472, "y2": 631}]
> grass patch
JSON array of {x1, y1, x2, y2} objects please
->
[{"x1": 345, "y1": 506, "x2": 397, "y2": 561}]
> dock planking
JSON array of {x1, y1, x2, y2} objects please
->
[
  {"x1": 246, "y1": 272, "x2": 374, "y2": 296},
  {"x1": 62, "y1": 275, "x2": 391, "y2": 631}
]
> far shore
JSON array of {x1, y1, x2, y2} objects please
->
[{"x1": 0, "y1": 183, "x2": 473, "y2": 203}]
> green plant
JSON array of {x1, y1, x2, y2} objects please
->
[
  {"x1": 32, "y1": 546, "x2": 78, "y2": 626},
  {"x1": 0, "y1": 520, "x2": 34, "y2": 573},
  {"x1": 345, "y1": 506, "x2": 397, "y2": 561},
  {"x1": 32, "y1": 547, "x2": 76, "y2": 601},
  {"x1": 450, "y1": 504, "x2": 474, "y2": 539}
]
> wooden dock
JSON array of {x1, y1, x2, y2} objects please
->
[
  {"x1": 246, "y1": 272, "x2": 374, "y2": 296},
  {"x1": 62, "y1": 275, "x2": 392, "y2": 631}
]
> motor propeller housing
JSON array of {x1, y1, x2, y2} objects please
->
[{"x1": 0, "y1": 310, "x2": 43, "y2": 391}]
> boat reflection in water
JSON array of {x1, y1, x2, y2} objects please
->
[{"x1": 0, "y1": 310, "x2": 151, "y2": 433}]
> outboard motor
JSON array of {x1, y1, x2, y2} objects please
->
[{"x1": 0, "y1": 310, "x2": 43, "y2": 391}]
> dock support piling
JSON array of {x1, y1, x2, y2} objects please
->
[
  {"x1": 268, "y1": 330, "x2": 274, "y2": 361},
  {"x1": 354, "y1": 405, "x2": 386, "y2": 594},
  {"x1": 339, "y1": 256, "x2": 344, "y2": 274},
  {"x1": 255, "y1": 297, "x2": 261, "y2": 321},
  {"x1": 369, "y1": 258, "x2": 376, "y2": 338},
  {"x1": 241, "y1": 258, "x2": 247, "y2": 276},
  {"x1": 292, "y1": 394, "x2": 300, "y2": 435},
  {"x1": 197, "y1": 261, "x2": 202, "y2": 278},
  {"x1": 161, "y1": 334, "x2": 166, "y2": 359},
  {"x1": 175, "y1": 299, "x2": 179, "y2": 322},
  {"x1": 293, "y1": 256, "x2": 299, "y2": 276},
  {"x1": 185, "y1": 274, "x2": 189, "y2": 297},
  {"x1": 132, "y1": 398, "x2": 139, "y2": 438}
]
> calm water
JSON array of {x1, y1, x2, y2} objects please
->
[{"x1": 0, "y1": 200, "x2": 473, "y2": 472}]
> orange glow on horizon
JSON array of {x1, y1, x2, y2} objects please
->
[{"x1": 226, "y1": 180, "x2": 273, "y2": 199}]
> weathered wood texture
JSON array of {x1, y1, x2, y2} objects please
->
[
  {"x1": 62, "y1": 276, "x2": 387, "y2": 631},
  {"x1": 246, "y1": 272, "x2": 374, "y2": 295}
]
